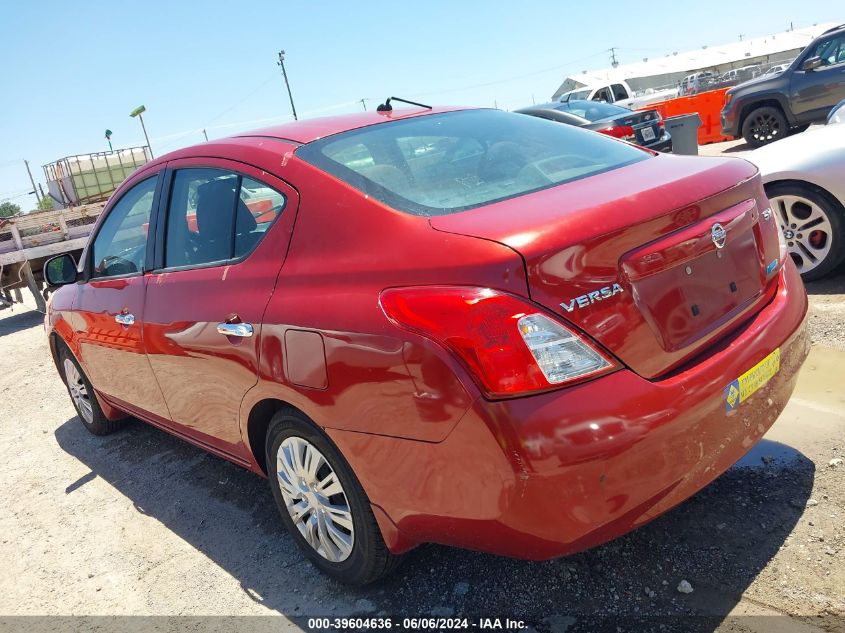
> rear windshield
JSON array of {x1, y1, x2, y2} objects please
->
[
  {"x1": 553, "y1": 100, "x2": 630, "y2": 121},
  {"x1": 296, "y1": 109, "x2": 649, "y2": 216}
]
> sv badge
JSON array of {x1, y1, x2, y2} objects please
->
[{"x1": 560, "y1": 283, "x2": 624, "y2": 312}]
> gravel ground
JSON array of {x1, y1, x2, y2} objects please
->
[{"x1": 0, "y1": 269, "x2": 843, "y2": 633}]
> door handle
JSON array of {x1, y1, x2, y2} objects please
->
[
  {"x1": 115, "y1": 313, "x2": 135, "y2": 326},
  {"x1": 217, "y1": 322, "x2": 254, "y2": 338}
]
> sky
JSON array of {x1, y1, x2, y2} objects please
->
[{"x1": 0, "y1": 1, "x2": 841, "y2": 209}]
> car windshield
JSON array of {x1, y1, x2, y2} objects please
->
[
  {"x1": 551, "y1": 100, "x2": 630, "y2": 121},
  {"x1": 563, "y1": 89, "x2": 591, "y2": 100},
  {"x1": 297, "y1": 109, "x2": 649, "y2": 216}
]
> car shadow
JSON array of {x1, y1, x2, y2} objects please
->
[
  {"x1": 0, "y1": 309, "x2": 42, "y2": 339},
  {"x1": 804, "y1": 266, "x2": 845, "y2": 296},
  {"x1": 54, "y1": 416, "x2": 814, "y2": 631}
]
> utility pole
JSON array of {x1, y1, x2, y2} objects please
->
[
  {"x1": 610, "y1": 47, "x2": 619, "y2": 68},
  {"x1": 739, "y1": 34, "x2": 744, "y2": 42},
  {"x1": 24, "y1": 160, "x2": 40, "y2": 205},
  {"x1": 360, "y1": 98, "x2": 367, "y2": 111},
  {"x1": 203, "y1": 129, "x2": 209, "y2": 141},
  {"x1": 277, "y1": 50, "x2": 298, "y2": 121}
]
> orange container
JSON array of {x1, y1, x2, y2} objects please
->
[{"x1": 638, "y1": 88, "x2": 733, "y2": 146}]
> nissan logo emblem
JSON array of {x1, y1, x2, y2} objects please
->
[{"x1": 711, "y1": 223, "x2": 727, "y2": 249}]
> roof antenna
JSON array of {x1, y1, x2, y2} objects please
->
[{"x1": 376, "y1": 96, "x2": 432, "y2": 113}]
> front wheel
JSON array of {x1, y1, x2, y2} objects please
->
[
  {"x1": 59, "y1": 346, "x2": 122, "y2": 435},
  {"x1": 766, "y1": 182, "x2": 845, "y2": 281},
  {"x1": 742, "y1": 106, "x2": 787, "y2": 147},
  {"x1": 266, "y1": 408, "x2": 402, "y2": 585}
]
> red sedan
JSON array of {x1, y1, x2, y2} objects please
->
[{"x1": 44, "y1": 106, "x2": 809, "y2": 585}]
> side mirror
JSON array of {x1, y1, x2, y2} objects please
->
[
  {"x1": 802, "y1": 56, "x2": 823, "y2": 71},
  {"x1": 44, "y1": 253, "x2": 78, "y2": 286}
]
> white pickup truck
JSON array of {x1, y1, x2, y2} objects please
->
[{"x1": 559, "y1": 80, "x2": 678, "y2": 110}]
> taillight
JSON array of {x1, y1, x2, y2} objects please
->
[
  {"x1": 655, "y1": 112, "x2": 665, "y2": 130},
  {"x1": 597, "y1": 125, "x2": 636, "y2": 142},
  {"x1": 379, "y1": 286, "x2": 616, "y2": 399}
]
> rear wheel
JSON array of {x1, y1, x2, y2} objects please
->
[
  {"x1": 59, "y1": 346, "x2": 122, "y2": 435},
  {"x1": 766, "y1": 182, "x2": 845, "y2": 281},
  {"x1": 742, "y1": 106, "x2": 787, "y2": 147},
  {"x1": 265, "y1": 408, "x2": 402, "y2": 585}
]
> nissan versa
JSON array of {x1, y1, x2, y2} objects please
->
[{"x1": 44, "y1": 106, "x2": 809, "y2": 585}]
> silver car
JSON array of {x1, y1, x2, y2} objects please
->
[{"x1": 749, "y1": 101, "x2": 845, "y2": 280}]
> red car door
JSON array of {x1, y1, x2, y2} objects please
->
[
  {"x1": 142, "y1": 158, "x2": 297, "y2": 461},
  {"x1": 74, "y1": 173, "x2": 170, "y2": 420}
]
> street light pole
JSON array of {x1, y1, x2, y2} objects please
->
[
  {"x1": 129, "y1": 105, "x2": 154, "y2": 158},
  {"x1": 277, "y1": 50, "x2": 298, "y2": 121}
]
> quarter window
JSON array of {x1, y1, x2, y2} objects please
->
[
  {"x1": 164, "y1": 168, "x2": 285, "y2": 269},
  {"x1": 90, "y1": 176, "x2": 157, "y2": 278}
]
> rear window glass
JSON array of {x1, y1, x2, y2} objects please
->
[
  {"x1": 553, "y1": 100, "x2": 629, "y2": 121},
  {"x1": 297, "y1": 109, "x2": 648, "y2": 216}
]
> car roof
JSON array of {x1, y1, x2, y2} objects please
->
[
  {"x1": 135, "y1": 106, "x2": 471, "y2": 174},
  {"x1": 233, "y1": 106, "x2": 467, "y2": 144}
]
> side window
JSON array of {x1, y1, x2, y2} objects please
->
[
  {"x1": 593, "y1": 87, "x2": 612, "y2": 102},
  {"x1": 812, "y1": 35, "x2": 845, "y2": 66},
  {"x1": 611, "y1": 84, "x2": 628, "y2": 101},
  {"x1": 90, "y1": 176, "x2": 157, "y2": 279},
  {"x1": 164, "y1": 168, "x2": 285, "y2": 269},
  {"x1": 237, "y1": 177, "x2": 285, "y2": 258}
]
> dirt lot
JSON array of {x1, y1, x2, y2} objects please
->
[{"x1": 0, "y1": 271, "x2": 843, "y2": 632}]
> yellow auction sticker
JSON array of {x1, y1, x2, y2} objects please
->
[{"x1": 724, "y1": 348, "x2": 780, "y2": 412}]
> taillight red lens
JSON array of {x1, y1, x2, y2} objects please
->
[
  {"x1": 598, "y1": 125, "x2": 636, "y2": 141},
  {"x1": 379, "y1": 286, "x2": 616, "y2": 398}
]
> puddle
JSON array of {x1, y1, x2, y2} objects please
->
[{"x1": 731, "y1": 439, "x2": 803, "y2": 470}]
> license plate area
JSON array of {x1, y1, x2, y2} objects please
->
[
  {"x1": 621, "y1": 199, "x2": 764, "y2": 352},
  {"x1": 641, "y1": 126, "x2": 656, "y2": 142}
]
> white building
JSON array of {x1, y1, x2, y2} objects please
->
[{"x1": 551, "y1": 23, "x2": 839, "y2": 100}]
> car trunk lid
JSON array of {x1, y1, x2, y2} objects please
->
[{"x1": 429, "y1": 154, "x2": 781, "y2": 379}]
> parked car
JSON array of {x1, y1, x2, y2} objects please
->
[
  {"x1": 721, "y1": 23, "x2": 845, "y2": 147},
  {"x1": 748, "y1": 107, "x2": 845, "y2": 280},
  {"x1": 44, "y1": 106, "x2": 808, "y2": 586},
  {"x1": 557, "y1": 82, "x2": 679, "y2": 111},
  {"x1": 516, "y1": 100, "x2": 672, "y2": 152},
  {"x1": 763, "y1": 63, "x2": 791, "y2": 76},
  {"x1": 679, "y1": 71, "x2": 719, "y2": 95},
  {"x1": 720, "y1": 65, "x2": 762, "y2": 87},
  {"x1": 828, "y1": 98, "x2": 845, "y2": 124}
]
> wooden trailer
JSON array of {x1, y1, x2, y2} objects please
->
[{"x1": 0, "y1": 203, "x2": 104, "y2": 313}]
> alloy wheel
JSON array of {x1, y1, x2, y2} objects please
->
[
  {"x1": 276, "y1": 436, "x2": 354, "y2": 562},
  {"x1": 772, "y1": 194, "x2": 835, "y2": 275},
  {"x1": 749, "y1": 112, "x2": 783, "y2": 143},
  {"x1": 63, "y1": 358, "x2": 93, "y2": 424}
]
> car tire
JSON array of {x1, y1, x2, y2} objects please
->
[
  {"x1": 58, "y1": 345, "x2": 122, "y2": 436},
  {"x1": 742, "y1": 106, "x2": 787, "y2": 147},
  {"x1": 790, "y1": 124, "x2": 811, "y2": 135},
  {"x1": 766, "y1": 182, "x2": 845, "y2": 281},
  {"x1": 265, "y1": 408, "x2": 402, "y2": 585}
]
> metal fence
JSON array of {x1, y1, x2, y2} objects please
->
[{"x1": 42, "y1": 146, "x2": 151, "y2": 208}]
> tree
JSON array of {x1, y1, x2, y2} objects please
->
[
  {"x1": 0, "y1": 201, "x2": 21, "y2": 218},
  {"x1": 37, "y1": 196, "x2": 54, "y2": 211}
]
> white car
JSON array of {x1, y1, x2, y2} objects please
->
[{"x1": 748, "y1": 101, "x2": 845, "y2": 280}]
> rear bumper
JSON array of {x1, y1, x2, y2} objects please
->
[
  {"x1": 645, "y1": 132, "x2": 673, "y2": 152},
  {"x1": 330, "y1": 261, "x2": 809, "y2": 558}
]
